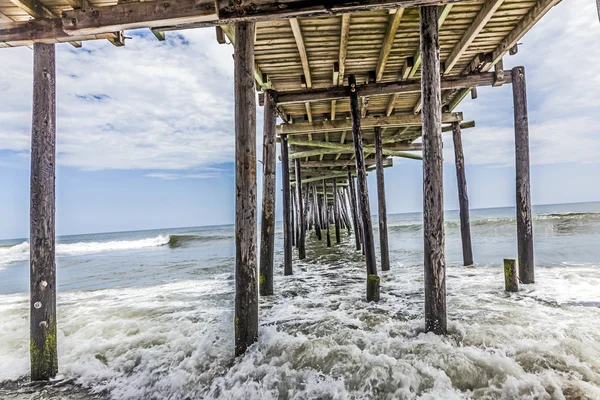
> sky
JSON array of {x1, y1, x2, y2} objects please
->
[{"x1": 0, "y1": 0, "x2": 599, "y2": 239}]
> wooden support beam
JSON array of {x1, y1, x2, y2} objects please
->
[
  {"x1": 265, "y1": 73, "x2": 507, "y2": 106},
  {"x1": 512, "y1": 66, "x2": 534, "y2": 284},
  {"x1": 451, "y1": 122, "x2": 473, "y2": 266},
  {"x1": 375, "y1": 8, "x2": 405, "y2": 82},
  {"x1": 420, "y1": 5, "x2": 446, "y2": 335},
  {"x1": 289, "y1": 145, "x2": 422, "y2": 161},
  {"x1": 30, "y1": 42, "x2": 58, "y2": 382},
  {"x1": 349, "y1": 74, "x2": 379, "y2": 302},
  {"x1": 151, "y1": 29, "x2": 166, "y2": 41},
  {"x1": 298, "y1": 157, "x2": 392, "y2": 168},
  {"x1": 408, "y1": 4, "x2": 453, "y2": 79},
  {"x1": 443, "y1": 0, "x2": 504, "y2": 75},
  {"x1": 324, "y1": 180, "x2": 332, "y2": 247},
  {"x1": 338, "y1": 14, "x2": 351, "y2": 86},
  {"x1": 374, "y1": 127, "x2": 390, "y2": 272},
  {"x1": 347, "y1": 172, "x2": 362, "y2": 251},
  {"x1": 280, "y1": 134, "x2": 293, "y2": 276},
  {"x1": 220, "y1": 24, "x2": 272, "y2": 90},
  {"x1": 295, "y1": 159, "x2": 306, "y2": 259},
  {"x1": 278, "y1": 112, "x2": 462, "y2": 135},
  {"x1": 234, "y1": 21, "x2": 258, "y2": 357},
  {"x1": 333, "y1": 178, "x2": 341, "y2": 243},
  {"x1": 291, "y1": 186, "x2": 296, "y2": 247},
  {"x1": 63, "y1": 0, "x2": 90, "y2": 8},
  {"x1": 259, "y1": 90, "x2": 277, "y2": 296},
  {"x1": 313, "y1": 185, "x2": 322, "y2": 241},
  {"x1": 290, "y1": 18, "x2": 312, "y2": 88}
]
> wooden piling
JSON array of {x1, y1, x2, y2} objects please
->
[
  {"x1": 280, "y1": 134, "x2": 293, "y2": 276},
  {"x1": 504, "y1": 259, "x2": 519, "y2": 292},
  {"x1": 234, "y1": 21, "x2": 258, "y2": 356},
  {"x1": 420, "y1": 6, "x2": 447, "y2": 334},
  {"x1": 347, "y1": 167, "x2": 361, "y2": 251},
  {"x1": 374, "y1": 127, "x2": 390, "y2": 272},
  {"x1": 451, "y1": 122, "x2": 474, "y2": 266},
  {"x1": 30, "y1": 42, "x2": 58, "y2": 381},
  {"x1": 290, "y1": 186, "x2": 296, "y2": 247},
  {"x1": 341, "y1": 189, "x2": 352, "y2": 233},
  {"x1": 324, "y1": 180, "x2": 332, "y2": 247},
  {"x1": 348, "y1": 74, "x2": 379, "y2": 302},
  {"x1": 512, "y1": 66, "x2": 534, "y2": 284},
  {"x1": 333, "y1": 178, "x2": 341, "y2": 244},
  {"x1": 313, "y1": 185, "x2": 322, "y2": 240},
  {"x1": 259, "y1": 90, "x2": 277, "y2": 296},
  {"x1": 295, "y1": 159, "x2": 306, "y2": 259}
]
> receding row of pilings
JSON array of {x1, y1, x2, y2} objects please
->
[{"x1": 22, "y1": 8, "x2": 536, "y2": 380}]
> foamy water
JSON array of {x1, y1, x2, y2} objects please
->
[{"x1": 1, "y1": 204, "x2": 600, "y2": 399}]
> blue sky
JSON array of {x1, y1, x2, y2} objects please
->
[{"x1": 0, "y1": 0, "x2": 599, "y2": 239}]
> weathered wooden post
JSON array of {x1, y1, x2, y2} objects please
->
[
  {"x1": 313, "y1": 185, "x2": 322, "y2": 240},
  {"x1": 512, "y1": 66, "x2": 534, "y2": 284},
  {"x1": 291, "y1": 186, "x2": 296, "y2": 247},
  {"x1": 324, "y1": 180, "x2": 332, "y2": 247},
  {"x1": 280, "y1": 134, "x2": 293, "y2": 276},
  {"x1": 333, "y1": 178, "x2": 341, "y2": 243},
  {"x1": 30, "y1": 43, "x2": 58, "y2": 381},
  {"x1": 347, "y1": 168, "x2": 361, "y2": 251},
  {"x1": 452, "y1": 122, "x2": 473, "y2": 266},
  {"x1": 234, "y1": 21, "x2": 258, "y2": 356},
  {"x1": 259, "y1": 90, "x2": 277, "y2": 296},
  {"x1": 420, "y1": 6, "x2": 447, "y2": 334},
  {"x1": 341, "y1": 190, "x2": 352, "y2": 233},
  {"x1": 374, "y1": 127, "x2": 390, "y2": 272},
  {"x1": 348, "y1": 74, "x2": 379, "y2": 302},
  {"x1": 504, "y1": 259, "x2": 519, "y2": 292},
  {"x1": 295, "y1": 159, "x2": 306, "y2": 259}
]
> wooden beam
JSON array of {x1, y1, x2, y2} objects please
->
[
  {"x1": 375, "y1": 8, "x2": 404, "y2": 82},
  {"x1": 338, "y1": 14, "x2": 351, "y2": 86},
  {"x1": 30, "y1": 42, "x2": 58, "y2": 382},
  {"x1": 298, "y1": 157, "x2": 392, "y2": 168},
  {"x1": 280, "y1": 134, "x2": 293, "y2": 276},
  {"x1": 234, "y1": 21, "x2": 258, "y2": 357},
  {"x1": 349, "y1": 74, "x2": 379, "y2": 302},
  {"x1": 151, "y1": 29, "x2": 166, "y2": 41},
  {"x1": 9, "y1": 0, "x2": 53, "y2": 19},
  {"x1": 443, "y1": 0, "x2": 504, "y2": 75},
  {"x1": 420, "y1": 5, "x2": 446, "y2": 335},
  {"x1": 278, "y1": 112, "x2": 463, "y2": 135},
  {"x1": 259, "y1": 90, "x2": 277, "y2": 296},
  {"x1": 289, "y1": 145, "x2": 421, "y2": 160},
  {"x1": 289, "y1": 18, "x2": 311, "y2": 88},
  {"x1": 64, "y1": 0, "x2": 90, "y2": 8},
  {"x1": 220, "y1": 24, "x2": 272, "y2": 90},
  {"x1": 374, "y1": 127, "x2": 390, "y2": 271},
  {"x1": 265, "y1": 72, "x2": 508, "y2": 105},
  {"x1": 451, "y1": 122, "x2": 473, "y2": 266},
  {"x1": 512, "y1": 66, "x2": 534, "y2": 284},
  {"x1": 408, "y1": 3, "x2": 453, "y2": 79}
]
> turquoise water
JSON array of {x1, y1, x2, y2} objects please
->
[{"x1": 1, "y1": 202, "x2": 600, "y2": 399}]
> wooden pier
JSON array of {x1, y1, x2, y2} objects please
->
[{"x1": 0, "y1": 0, "x2": 561, "y2": 378}]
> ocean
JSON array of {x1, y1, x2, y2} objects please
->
[{"x1": 1, "y1": 202, "x2": 599, "y2": 399}]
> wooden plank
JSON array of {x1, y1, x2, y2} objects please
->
[
  {"x1": 289, "y1": 18, "x2": 311, "y2": 88},
  {"x1": 266, "y1": 73, "x2": 508, "y2": 105},
  {"x1": 512, "y1": 66, "x2": 534, "y2": 284},
  {"x1": 420, "y1": 5, "x2": 446, "y2": 335},
  {"x1": 278, "y1": 112, "x2": 462, "y2": 135},
  {"x1": 30, "y1": 42, "x2": 58, "y2": 382},
  {"x1": 443, "y1": 0, "x2": 505, "y2": 75},
  {"x1": 259, "y1": 90, "x2": 277, "y2": 296},
  {"x1": 347, "y1": 170, "x2": 362, "y2": 251},
  {"x1": 338, "y1": 14, "x2": 351, "y2": 86},
  {"x1": 374, "y1": 127, "x2": 390, "y2": 272},
  {"x1": 234, "y1": 21, "x2": 258, "y2": 357},
  {"x1": 297, "y1": 158, "x2": 392, "y2": 168},
  {"x1": 216, "y1": 0, "x2": 470, "y2": 22},
  {"x1": 349, "y1": 74, "x2": 379, "y2": 302},
  {"x1": 151, "y1": 29, "x2": 166, "y2": 41},
  {"x1": 9, "y1": 0, "x2": 53, "y2": 19},
  {"x1": 295, "y1": 159, "x2": 306, "y2": 259},
  {"x1": 280, "y1": 134, "x2": 293, "y2": 276},
  {"x1": 64, "y1": 0, "x2": 90, "y2": 9},
  {"x1": 451, "y1": 122, "x2": 473, "y2": 266},
  {"x1": 289, "y1": 145, "x2": 422, "y2": 160},
  {"x1": 375, "y1": 8, "x2": 405, "y2": 82}
]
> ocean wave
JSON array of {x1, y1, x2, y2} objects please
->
[
  {"x1": 0, "y1": 235, "x2": 170, "y2": 267},
  {"x1": 167, "y1": 234, "x2": 231, "y2": 248}
]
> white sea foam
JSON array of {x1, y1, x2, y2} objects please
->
[
  {"x1": 1, "y1": 237, "x2": 600, "y2": 399},
  {"x1": 0, "y1": 235, "x2": 170, "y2": 268}
]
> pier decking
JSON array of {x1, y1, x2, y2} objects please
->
[{"x1": 0, "y1": 0, "x2": 563, "y2": 379}]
